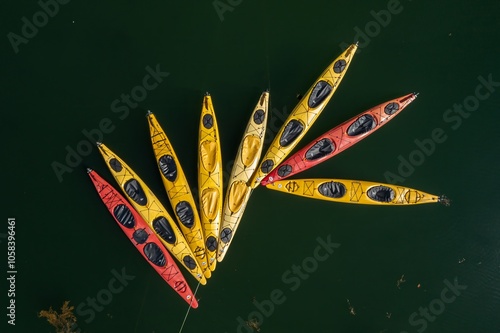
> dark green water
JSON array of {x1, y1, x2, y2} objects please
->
[{"x1": 2, "y1": 0, "x2": 500, "y2": 332}]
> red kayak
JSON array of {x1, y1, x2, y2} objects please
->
[
  {"x1": 261, "y1": 93, "x2": 418, "y2": 185},
  {"x1": 87, "y1": 168, "x2": 198, "y2": 308}
]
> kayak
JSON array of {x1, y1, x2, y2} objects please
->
[
  {"x1": 218, "y1": 91, "x2": 269, "y2": 262},
  {"x1": 265, "y1": 178, "x2": 450, "y2": 206},
  {"x1": 87, "y1": 168, "x2": 198, "y2": 308},
  {"x1": 198, "y1": 93, "x2": 223, "y2": 272},
  {"x1": 261, "y1": 93, "x2": 418, "y2": 185},
  {"x1": 147, "y1": 111, "x2": 211, "y2": 279},
  {"x1": 249, "y1": 43, "x2": 358, "y2": 188},
  {"x1": 97, "y1": 142, "x2": 207, "y2": 285}
]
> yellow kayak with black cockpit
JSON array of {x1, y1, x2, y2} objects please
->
[
  {"x1": 147, "y1": 111, "x2": 211, "y2": 279},
  {"x1": 97, "y1": 142, "x2": 207, "y2": 285},
  {"x1": 250, "y1": 43, "x2": 359, "y2": 188},
  {"x1": 218, "y1": 91, "x2": 269, "y2": 262},
  {"x1": 197, "y1": 93, "x2": 223, "y2": 272},
  {"x1": 265, "y1": 178, "x2": 450, "y2": 206}
]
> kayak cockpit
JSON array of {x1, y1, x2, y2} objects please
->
[
  {"x1": 113, "y1": 204, "x2": 135, "y2": 228},
  {"x1": 158, "y1": 155, "x2": 177, "y2": 182},
  {"x1": 143, "y1": 242, "x2": 166, "y2": 267},
  {"x1": 308, "y1": 80, "x2": 333, "y2": 108},
  {"x1": 124, "y1": 179, "x2": 148, "y2": 206},
  {"x1": 347, "y1": 114, "x2": 377, "y2": 136},
  {"x1": 367, "y1": 185, "x2": 395, "y2": 202},
  {"x1": 318, "y1": 181, "x2": 346, "y2": 198},
  {"x1": 280, "y1": 119, "x2": 304, "y2": 147},
  {"x1": 305, "y1": 138, "x2": 335, "y2": 160},
  {"x1": 152, "y1": 216, "x2": 176, "y2": 244},
  {"x1": 384, "y1": 102, "x2": 400, "y2": 115},
  {"x1": 176, "y1": 201, "x2": 195, "y2": 228}
]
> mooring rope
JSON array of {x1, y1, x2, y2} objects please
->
[{"x1": 177, "y1": 281, "x2": 201, "y2": 333}]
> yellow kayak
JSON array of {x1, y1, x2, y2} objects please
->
[
  {"x1": 97, "y1": 143, "x2": 207, "y2": 285},
  {"x1": 265, "y1": 178, "x2": 451, "y2": 206},
  {"x1": 147, "y1": 111, "x2": 211, "y2": 279},
  {"x1": 197, "y1": 93, "x2": 223, "y2": 272},
  {"x1": 250, "y1": 43, "x2": 358, "y2": 188},
  {"x1": 217, "y1": 91, "x2": 269, "y2": 262}
]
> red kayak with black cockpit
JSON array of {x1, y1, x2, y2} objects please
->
[
  {"x1": 87, "y1": 168, "x2": 198, "y2": 308},
  {"x1": 261, "y1": 93, "x2": 418, "y2": 185}
]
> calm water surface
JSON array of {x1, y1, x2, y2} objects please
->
[{"x1": 2, "y1": 0, "x2": 500, "y2": 332}]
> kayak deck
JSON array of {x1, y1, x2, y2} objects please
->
[
  {"x1": 198, "y1": 93, "x2": 223, "y2": 272},
  {"x1": 266, "y1": 178, "x2": 446, "y2": 206},
  {"x1": 147, "y1": 111, "x2": 211, "y2": 279},
  {"x1": 97, "y1": 142, "x2": 208, "y2": 285},
  {"x1": 249, "y1": 43, "x2": 358, "y2": 188},
  {"x1": 261, "y1": 93, "x2": 418, "y2": 185},
  {"x1": 87, "y1": 169, "x2": 198, "y2": 308},
  {"x1": 218, "y1": 91, "x2": 269, "y2": 262}
]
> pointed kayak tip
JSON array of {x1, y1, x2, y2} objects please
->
[
  {"x1": 196, "y1": 272, "x2": 207, "y2": 285},
  {"x1": 86, "y1": 167, "x2": 93, "y2": 173},
  {"x1": 146, "y1": 110, "x2": 153, "y2": 116},
  {"x1": 438, "y1": 195, "x2": 451, "y2": 207},
  {"x1": 205, "y1": 91, "x2": 210, "y2": 96},
  {"x1": 188, "y1": 296, "x2": 199, "y2": 309},
  {"x1": 355, "y1": 40, "x2": 359, "y2": 47},
  {"x1": 96, "y1": 141, "x2": 102, "y2": 147},
  {"x1": 414, "y1": 92, "x2": 420, "y2": 97}
]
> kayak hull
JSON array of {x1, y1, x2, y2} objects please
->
[
  {"x1": 250, "y1": 44, "x2": 358, "y2": 188},
  {"x1": 198, "y1": 94, "x2": 223, "y2": 272},
  {"x1": 218, "y1": 91, "x2": 269, "y2": 262},
  {"x1": 147, "y1": 112, "x2": 211, "y2": 279},
  {"x1": 261, "y1": 93, "x2": 418, "y2": 185},
  {"x1": 266, "y1": 178, "x2": 442, "y2": 205},
  {"x1": 97, "y1": 142, "x2": 207, "y2": 285},
  {"x1": 87, "y1": 169, "x2": 198, "y2": 308}
]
